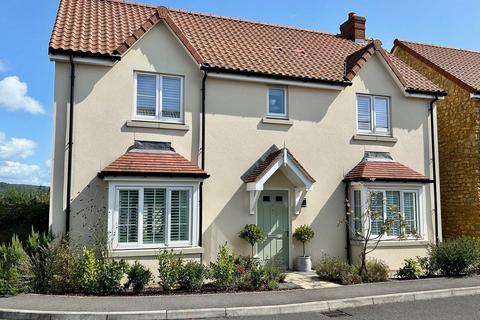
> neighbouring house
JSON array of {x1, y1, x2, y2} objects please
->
[
  {"x1": 393, "y1": 40, "x2": 480, "y2": 239},
  {"x1": 48, "y1": 0, "x2": 445, "y2": 270}
]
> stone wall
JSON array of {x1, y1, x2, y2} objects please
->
[{"x1": 394, "y1": 47, "x2": 480, "y2": 238}]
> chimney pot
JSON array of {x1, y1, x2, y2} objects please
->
[{"x1": 340, "y1": 12, "x2": 366, "y2": 43}]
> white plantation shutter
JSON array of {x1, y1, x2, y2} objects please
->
[
  {"x1": 357, "y1": 96, "x2": 372, "y2": 132},
  {"x1": 136, "y1": 74, "x2": 157, "y2": 116},
  {"x1": 386, "y1": 191, "x2": 401, "y2": 236},
  {"x1": 403, "y1": 192, "x2": 417, "y2": 234},
  {"x1": 374, "y1": 97, "x2": 389, "y2": 133},
  {"x1": 169, "y1": 190, "x2": 190, "y2": 242},
  {"x1": 118, "y1": 190, "x2": 139, "y2": 243},
  {"x1": 161, "y1": 77, "x2": 182, "y2": 120},
  {"x1": 369, "y1": 191, "x2": 384, "y2": 235},
  {"x1": 143, "y1": 188, "x2": 166, "y2": 244}
]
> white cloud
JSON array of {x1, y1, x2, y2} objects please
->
[
  {"x1": 45, "y1": 159, "x2": 52, "y2": 169},
  {"x1": 0, "y1": 76, "x2": 46, "y2": 114},
  {"x1": 0, "y1": 161, "x2": 49, "y2": 185},
  {"x1": 0, "y1": 131, "x2": 36, "y2": 160},
  {"x1": 0, "y1": 60, "x2": 6, "y2": 72}
]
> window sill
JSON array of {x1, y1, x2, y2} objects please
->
[
  {"x1": 262, "y1": 117, "x2": 293, "y2": 125},
  {"x1": 126, "y1": 120, "x2": 189, "y2": 131},
  {"x1": 350, "y1": 239, "x2": 428, "y2": 248},
  {"x1": 352, "y1": 134, "x2": 397, "y2": 143},
  {"x1": 110, "y1": 246, "x2": 204, "y2": 258}
]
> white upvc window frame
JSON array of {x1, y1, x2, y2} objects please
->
[
  {"x1": 356, "y1": 94, "x2": 391, "y2": 136},
  {"x1": 267, "y1": 87, "x2": 288, "y2": 119},
  {"x1": 133, "y1": 71, "x2": 184, "y2": 124},
  {"x1": 350, "y1": 183, "x2": 424, "y2": 241},
  {"x1": 107, "y1": 180, "x2": 199, "y2": 250}
]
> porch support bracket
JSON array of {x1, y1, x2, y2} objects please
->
[{"x1": 295, "y1": 187, "x2": 308, "y2": 215}]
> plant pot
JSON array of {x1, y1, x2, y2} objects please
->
[{"x1": 296, "y1": 256, "x2": 312, "y2": 272}]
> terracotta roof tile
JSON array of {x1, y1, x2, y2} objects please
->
[
  {"x1": 49, "y1": 0, "x2": 442, "y2": 93},
  {"x1": 395, "y1": 39, "x2": 480, "y2": 93},
  {"x1": 344, "y1": 160, "x2": 429, "y2": 182},
  {"x1": 99, "y1": 151, "x2": 209, "y2": 178}
]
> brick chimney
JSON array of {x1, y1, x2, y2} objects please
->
[{"x1": 340, "y1": 12, "x2": 366, "y2": 43}]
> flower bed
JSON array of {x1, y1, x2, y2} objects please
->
[{"x1": 0, "y1": 230, "x2": 285, "y2": 296}]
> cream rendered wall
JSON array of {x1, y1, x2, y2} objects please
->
[
  {"x1": 50, "y1": 21, "x2": 203, "y2": 246},
  {"x1": 202, "y1": 54, "x2": 435, "y2": 269},
  {"x1": 50, "y1": 18, "x2": 435, "y2": 270}
]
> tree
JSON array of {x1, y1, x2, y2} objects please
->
[
  {"x1": 342, "y1": 191, "x2": 418, "y2": 277},
  {"x1": 239, "y1": 224, "x2": 264, "y2": 257},
  {"x1": 293, "y1": 224, "x2": 315, "y2": 257}
]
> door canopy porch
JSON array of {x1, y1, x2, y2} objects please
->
[{"x1": 241, "y1": 145, "x2": 315, "y2": 215}]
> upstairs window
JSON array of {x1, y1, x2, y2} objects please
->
[
  {"x1": 357, "y1": 94, "x2": 390, "y2": 135},
  {"x1": 267, "y1": 87, "x2": 287, "y2": 118},
  {"x1": 135, "y1": 72, "x2": 183, "y2": 123}
]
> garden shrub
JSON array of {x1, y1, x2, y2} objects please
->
[
  {"x1": 158, "y1": 250, "x2": 183, "y2": 293},
  {"x1": 417, "y1": 256, "x2": 436, "y2": 277},
  {"x1": 180, "y1": 260, "x2": 209, "y2": 292},
  {"x1": 24, "y1": 229, "x2": 54, "y2": 293},
  {"x1": 210, "y1": 243, "x2": 236, "y2": 291},
  {"x1": 247, "y1": 261, "x2": 284, "y2": 291},
  {"x1": 0, "y1": 236, "x2": 29, "y2": 295},
  {"x1": 238, "y1": 224, "x2": 264, "y2": 257},
  {"x1": 293, "y1": 225, "x2": 315, "y2": 257},
  {"x1": 360, "y1": 258, "x2": 389, "y2": 283},
  {"x1": 125, "y1": 261, "x2": 152, "y2": 294},
  {"x1": 396, "y1": 258, "x2": 423, "y2": 279},
  {"x1": 429, "y1": 237, "x2": 480, "y2": 276},
  {"x1": 315, "y1": 256, "x2": 358, "y2": 285}
]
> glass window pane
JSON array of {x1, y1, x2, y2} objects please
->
[
  {"x1": 143, "y1": 188, "x2": 166, "y2": 244},
  {"x1": 386, "y1": 191, "x2": 401, "y2": 236},
  {"x1": 403, "y1": 192, "x2": 417, "y2": 234},
  {"x1": 136, "y1": 74, "x2": 157, "y2": 117},
  {"x1": 357, "y1": 96, "x2": 371, "y2": 132},
  {"x1": 169, "y1": 190, "x2": 190, "y2": 242},
  {"x1": 374, "y1": 97, "x2": 389, "y2": 133},
  {"x1": 118, "y1": 190, "x2": 139, "y2": 243},
  {"x1": 369, "y1": 191, "x2": 384, "y2": 235},
  {"x1": 353, "y1": 190, "x2": 362, "y2": 234},
  {"x1": 268, "y1": 88, "x2": 286, "y2": 116},
  {"x1": 162, "y1": 77, "x2": 182, "y2": 120}
]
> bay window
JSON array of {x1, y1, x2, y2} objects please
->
[
  {"x1": 351, "y1": 186, "x2": 421, "y2": 239},
  {"x1": 112, "y1": 184, "x2": 197, "y2": 249}
]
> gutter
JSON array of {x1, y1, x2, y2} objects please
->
[
  {"x1": 429, "y1": 96, "x2": 440, "y2": 244},
  {"x1": 199, "y1": 70, "x2": 208, "y2": 250},
  {"x1": 65, "y1": 54, "x2": 75, "y2": 235}
]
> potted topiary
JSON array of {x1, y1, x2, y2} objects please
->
[
  {"x1": 293, "y1": 224, "x2": 315, "y2": 272},
  {"x1": 239, "y1": 224, "x2": 264, "y2": 258}
]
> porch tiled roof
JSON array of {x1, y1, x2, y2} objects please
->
[
  {"x1": 344, "y1": 160, "x2": 429, "y2": 182},
  {"x1": 49, "y1": 0, "x2": 443, "y2": 94},
  {"x1": 99, "y1": 151, "x2": 209, "y2": 178},
  {"x1": 242, "y1": 147, "x2": 315, "y2": 184}
]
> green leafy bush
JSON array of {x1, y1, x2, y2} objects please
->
[
  {"x1": 360, "y1": 258, "x2": 389, "y2": 282},
  {"x1": 158, "y1": 250, "x2": 183, "y2": 293},
  {"x1": 417, "y1": 256, "x2": 436, "y2": 277},
  {"x1": 24, "y1": 229, "x2": 54, "y2": 293},
  {"x1": 210, "y1": 243, "x2": 236, "y2": 291},
  {"x1": 0, "y1": 236, "x2": 29, "y2": 295},
  {"x1": 239, "y1": 224, "x2": 264, "y2": 257},
  {"x1": 180, "y1": 261, "x2": 209, "y2": 292},
  {"x1": 248, "y1": 262, "x2": 284, "y2": 291},
  {"x1": 80, "y1": 247, "x2": 127, "y2": 295},
  {"x1": 396, "y1": 258, "x2": 423, "y2": 279},
  {"x1": 315, "y1": 256, "x2": 359, "y2": 285},
  {"x1": 429, "y1": 237, "x2": 480, "y2": 276},
  {"x1": 125, "y1": 261, "x2": 152, "y2": 294},
  {"x1": 293, "y1": 225, "x2": 315, "y2": 257}
]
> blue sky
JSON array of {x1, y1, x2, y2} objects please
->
[{"x1": 0, "y1": 0, "x2": 479, "y2": 186}]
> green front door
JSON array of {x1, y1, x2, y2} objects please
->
[{"x1": 257, "y1": 190, "x2": 289, "y2": 269}]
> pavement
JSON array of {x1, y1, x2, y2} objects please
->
[
  {"x1": 208, "y1": 295, "x2": 480, "y2": 320},
  {"x1": 284, "y1": 271, "x2": 341, "y2": 289},
  {"x1": 0, "y1": 276, "x2": 480, "y2": 319}
]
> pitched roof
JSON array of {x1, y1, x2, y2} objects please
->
[
  {"x1": 242, "y1": 147, "x2": 315, "y2": 184},
  {"x1": 394, "y1": 39, "x2": 480, "y2": 94},
  {"x1": 49, "y1": 0, "x2": 442, "y2": 94},
  {"x1": 99, "y1": 151, "x2": 209, "y2": 178},
  {"x1": 343, "y1": 159, "x2": 429, "y2": 182}
]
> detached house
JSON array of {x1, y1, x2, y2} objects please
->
[
  {"x1": 393, "y1": 41, "x2": 480, "y2": 238},
  {"x1": 49, "y1": 0, "x2": 445, "y2": 270}
]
